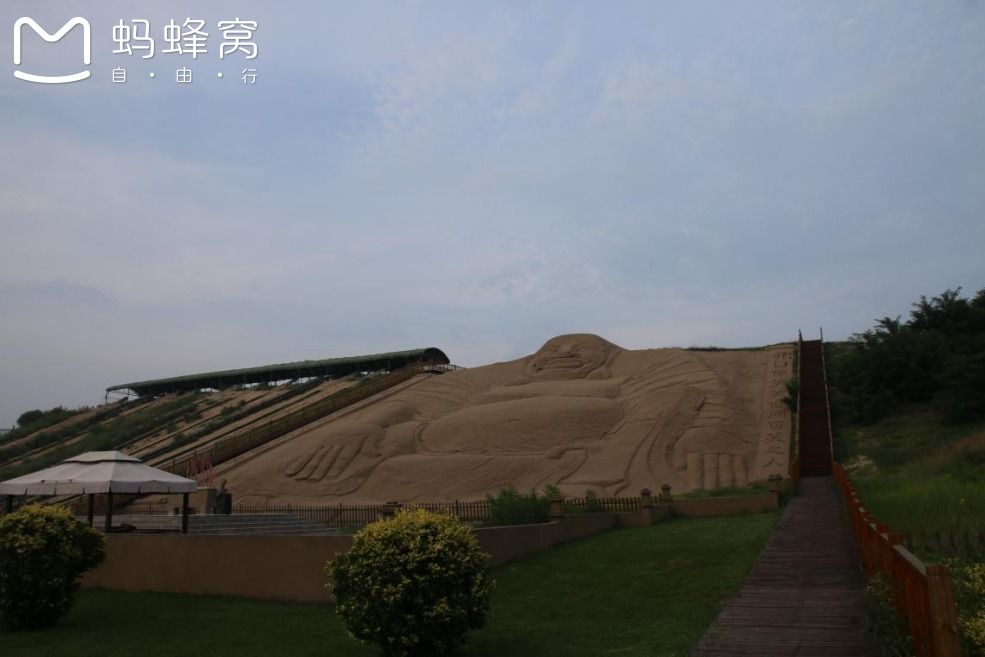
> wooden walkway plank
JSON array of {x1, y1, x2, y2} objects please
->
[{"x1": 691, "y1": 477, "x2": 877, "y2": 657}]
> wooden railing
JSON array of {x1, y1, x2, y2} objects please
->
[
  {"x1": 232, "y1": 499, "x2": 490, "y2": 528},
  {"x1": 818, "y1": 328, "x2": 836, "y2": 468},
  {"x1": 833, "y1": 462, "x2": 962, "y2": 657},
  {"x1": 904, "y1": 530, "x2": 985, "y2": 558},
  {"x1": 404, "y1": 500, "x2": 491, "y2": 522},
  {"x1": 221, "y1": 495, "x2": 649, "y2": 529},
  {"x1": 232, "y1": 502, "x2": 390, "y2": 528},
  {"x1": 564, "y1": 496, "x2": 641, "y2": 513},
  {"x1": 232, "y1": 492, "x2": 677, "y2": 529}
]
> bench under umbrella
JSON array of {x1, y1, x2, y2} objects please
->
[{"x1": 0, "y1": 451, "x2": 197, "y2": 533}]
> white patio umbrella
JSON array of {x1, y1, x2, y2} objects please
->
[{"x1": 0, "y1": 451, "x2": 197, "y2": 533}]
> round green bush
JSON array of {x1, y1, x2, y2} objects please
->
[
  {"x1": 0, "y1": 504, "x2": 106, "y2": 630},
  {"x1": 327, "y1": 507, "x2": 492, "y2": 657}
]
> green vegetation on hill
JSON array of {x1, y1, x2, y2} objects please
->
[
  {"x1": 827, "y1": 298, "x2": 985, "y2": 536},
  {"x1": 829, "y1": 287, "x2": 985, "y2": 424},
  {"x1": 136, "y1": 375, "x2": 343, "y2": 464},
  {"x1": 0, "y1": 374, "x2": 353, "y2": 481},
  {"x1": 831, "y1": 401, "x2": 985, "y2": 534},
  {"x1": 2, "y1": 407, "x2": 85, "y2": 445},
  {"x1": 0, "y1": 513, "x2": 777, "y2": 657},
  {"x1": 826, "y1": 287, "x2": 985, "y2": 536},
  {"x1": 0, "y1": 405, "x2": 132, "y2": 466},
  {"x1": 0, "y1": 395, "x2": 201, "y2": 480},
  {"x1": 827, "y1": 289, "x2": 985, "y2": 657}
]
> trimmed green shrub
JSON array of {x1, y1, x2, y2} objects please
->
[
  {"x1": 326, "y1": 507, "x2": 492, "y2": 657},
  {"x1": 486, "y1": 485, "x2": 556, "y2": 526},
  {"x1": 567, "y1": 488, "x2": 604, "y2": 514},
  {"x1": 0, "y1": 504, "x2": 106, "y2": 630}
]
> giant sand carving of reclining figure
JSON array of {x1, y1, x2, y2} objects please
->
[{"x1": 226, "y1": 334, "x2": 792, "y2": 502}]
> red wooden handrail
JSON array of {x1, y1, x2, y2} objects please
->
[{"x1": 832, "y1": 462, "x2": 962, "y2": 657}]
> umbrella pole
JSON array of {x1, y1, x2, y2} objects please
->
[
  {"x1": 87, "y1": 495, "x2": 95, "y2": 527},
  {"x1": 105, "y1": 492, "x2": 113, "y2": 533},
  {"x1": 181, "y1": 493, "x2": 189, "y2": 534}
]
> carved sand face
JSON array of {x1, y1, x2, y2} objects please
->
[{"x1": 524, "y1": 334, "x2": 619, "y2": 380}]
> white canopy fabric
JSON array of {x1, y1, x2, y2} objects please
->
[{"x1": 0, "y1": 451, "x2": 197, "y2": 496}]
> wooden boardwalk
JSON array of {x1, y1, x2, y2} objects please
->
[{"x1": 691, "y1": 476, "x2": 876, "y2": 657}]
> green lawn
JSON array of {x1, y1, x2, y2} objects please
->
[{"x1": 0, "y1": 513, "x2": 777, "y2": 657}]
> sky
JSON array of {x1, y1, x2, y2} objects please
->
[{"x1": 1, "y1": 1, "x2": 983, "y2": 428}]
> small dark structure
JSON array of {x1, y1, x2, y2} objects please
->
[{"x1": 105, "y1": 348, "x2": 451, "y2": 397}]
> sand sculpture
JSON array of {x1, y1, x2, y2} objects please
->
[{"x1": 222, "y1": 335, "x2": 794, "y2": 503}]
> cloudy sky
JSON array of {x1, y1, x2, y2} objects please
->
[{"x1": 1, "y1": 1, "x2": 983, "y2": 427}]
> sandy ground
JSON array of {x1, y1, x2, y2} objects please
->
[{"x1": 220, "y1": 335, "x2": 795, "y2": 504}]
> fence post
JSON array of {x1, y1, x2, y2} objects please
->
[
  {"x1": 887, "y1": 533, "x2": 905, "y2": 615},
  {"x1": 548, "y1": 496, "x2": 564, "y2": 521},
  {"x1": 660, "y1": 484, "x2": 672, "y2": 503},
  {"x1": 768, "y1": 474, "x2": 782, "y2": 507},
  {"x1": 639, "y1": 488, "x2": 654, "y2": 527},
  {"x1": 925, "y1": 565, "x2": 962, "y2": 657}
]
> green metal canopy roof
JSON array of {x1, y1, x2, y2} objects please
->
[{"x1": 106, "y1": 348, "x2": 450, "y2": 397}]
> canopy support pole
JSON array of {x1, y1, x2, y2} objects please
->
[
  {"x1": 181, "y1": 493, "x2": 189, "y2": 534},
  {"x1": 87, "y1": 495, "x2": 95, "y2": 527},
  {"x1": 104, "y1": 491, "x2": 113, "y2": 533}
]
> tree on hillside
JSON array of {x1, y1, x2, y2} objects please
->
[
  {"x1": 15, "y1": 410, "x2": 45, "y2": 428},
  {"x1": 830, "y1": 287, "x2": 985, "y2": 423}
]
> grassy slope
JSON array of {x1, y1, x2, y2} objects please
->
[
  {"x1": 827, "y1": 343, "x2": 985, "y2": 657},
  {"x1": 0, "y1": 395, "x2": 202, "y2": 480},
  {"x1": 0, "y1": 513, "x2": 777, "y2": 657},
  {"x1": 832, "y1": 405, "x2": 985, "y2": 533},
  {"x1": 829, "y1": 345, "x2": 985, "y2": 534}
]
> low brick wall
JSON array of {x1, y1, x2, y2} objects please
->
[
  {"x1": 615, "y1": 505, "x2": 671, "y2": 528},
  {"x1": 84, "y1": 513, "x2": 625, "y2": 601},
  {"x1": 82, "y1": 496, "x2": 775, "y2": 602},
  {"x1": 476, "y1": 513, "x2": 619, "y2": 567},
  {"x1": 669, "y1": 492, "x2": 778, "y2": 518},
  {"x1": 83, "y1": 533, "x2": 353, "y2": 602}
]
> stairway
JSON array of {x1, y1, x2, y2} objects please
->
[{"x1": 798, "y1": 340, "x2": 833, "y2": 476}]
